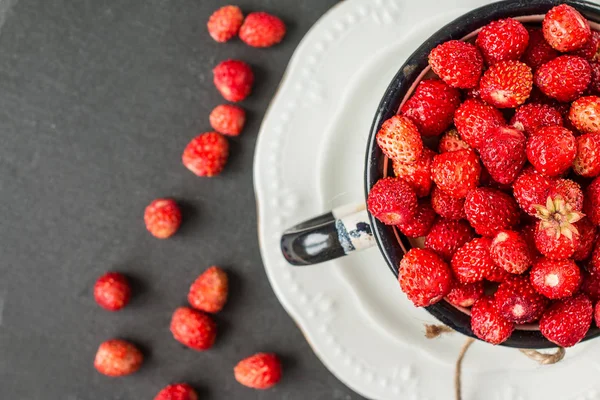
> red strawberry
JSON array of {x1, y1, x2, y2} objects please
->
[
  {"x1": 534, "y1": 55, "x2": 591, "y2": 102},
  {"x1": 548, "y1": 179, "x2": 584, "y2": 211},
  {"x1": 428, "y1": 40, "x2": 483, "y2": 89},
  {"x1": 454, "y1": 99, "x2": 505, "y2": 149},
  {"x1": 490, "y1": 230, "x2": 532, "y2": 274},
  {"x1": 486, "y1": 263, "x2": 512, "y2": 283},
  {"x1": 182, "y1": 132, "x2": 229, "y2": 177},
  {"x1": 170, "y1": 307, "x2": 217, "y2": 351},
  {"x1": 590, "y1": 61, "x2": 600, "y2": 93},
  {"x1": 494, "y1": 275, "x2": 548, "y2": 323},
  {"x1": 213, "y1": 60, "x2": 254, "y2": 102},
  {"x1": 522, "y1": 28, "x2": 559, "y2": 71},
  {"x1": 479, "y1": 60, "x2": 532, "y2": 108},
  {"x1": 392, "y1": 148, "x2": 435, "y2": 197},
  {"x1": 479, "y1": 126, "x2": 527, "y2": 185},
  {"x1": 527, "y1": 126, "x2": 577, "y2": 177},
  {"x1": 154, "y1": 383, "x2": 198, "y2": 400},
  {"x1": 94, "y1": 272, "x2": 131, "y2": 311},
  {"x1": 464, "y1": 188, "x2": 520, "y2": 237},
  {"x1": 530, "y1": 258, "x2": 581, "y2": 299},
  {"x1": 584, "y1": 177, "x2": 600, "y2": 225},
  {"x1": 534, "y1": 196, "x2": 584, "y2": 259},
  {"x1": 144, "y1": 198, "x2": 182, "y2": 239},
  {"x1": 512, "y1": 167, "x2": 553, "y2": 215},
  {"x1": 94, "y1": 339, "x2": 143, "y2": 377},
  {"x1": 425, "y1": 219, "x2": 474, "y2": 261},
  {"x1": 188, "y1": 266, "x2": 228, "y2": 313},
  {"x1": 591, "y1": 242, "x2": 600, "y2": 272},
  {"x1": 367, "y1": 177, "x2": 418, "y2": 225},
  {"x1": 376, "y1": 115, "x2": 423, "y2": 164},
  {"x1": 401, "y1": 79, "x2": 461, "y2": 136},
  {"x1": 521, "y1": 222, "x2": 543, "y2": 260},
  {"x1": 470, "y1": 296, "x2": 514, "y2": 345},
  {"x1": 209, "y1": 104, "x2": 246, "y2": 136},
  {"x1": 451, "y1": 237, "x2": 495, "y2": 284},
  {"x1": 438, "y1": 128, "x2": 470, "y2": 153},
  {"x1": 239, "y1": 12, "x2": 286, "y2": 48},
  {"x1": 234, "y1": 353, "x2": 282, "y2": 389},
  {"x1": 446, "y1": 280, "x2": 484, "y2": 308},
  {"x1": 510, "y1": 103, "x2": 563, "y2": 137},
  {"x1": 582, "y1": 270, "x2": 600, "y2": 301},
  {"x1": 476, "y1": 18, "x2": 529, "y2": 65},
  {"x1": 573, "y1": 134, "x2": 600, "y2": 177},
  {"x1": 543, "y1": 4, "x2": 591, "y2": 52},
  {"x1": 431, "y1": 149, "x2": 481, "y2": 199},
  {"x1": 397, "y1": 200, "x2": 436, "y2": 238},
  {"x1": 207, "y1": 5, "x2": 244, "y2": 43},
  {"x1": 430, "y1": 185, "x2": 466, "y2": 220},
  {"x1": 398, "y1": 248, "x2": 452, "y2": 307},
  {"x1": 539, "y1": 294, "x2": 592, "y2": 347},
  {"x1": 569, "y1": 95, "x2": 600, "y2": 134},
  {"x1": 573, "y1": 218, "x2": 597, "y2": 261},
  {"x1": 570, "y1": 31, "x2": 600, "y2": 60}
]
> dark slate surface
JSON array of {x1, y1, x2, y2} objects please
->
[{"x1": 0, "y1": 0, "x2": 366, "y2": 398}]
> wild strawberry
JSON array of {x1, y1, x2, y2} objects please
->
[
  {"x1": 479, "y1": 60, "x2": 532, "y2": 108},
  {"x1": 569, "y1": 95, "x2": 600, "y2": 134},
  {"x1": 376, "y1": 115, "x2": 423, "y2": 164},
  {"x1": 490, "y1": 230, "x2": 532, "y2": 274},
  {"x1": 590, "y1": 61, "x2": 600, "y2": 93},
  {"x1": 94, "y1": 272, "x2": 131, "y2": 311},
  {"x1": 430, "y1": 185, "x2": 466, "y2": 220},
  {"x1": 239, "y1": 12, "x2": 286, "y2": 48},
  {"x1": 234, "y1": 353, "x2": 282, "y2": 389},
  {"x1": 428, "y1": 40, "x2": 483, "y2": 88},
  {"x1": 182, "y1": 132, "x2": 229, "y2": 177},
  {"x1": 398, "y1": 248, "x2": 452, "y2": 307},
  {"x1": 144, "y1": 198, "x2": 182, "y2": 239},
  {"x1": 534, "y1": 196, "x2": 584, "y2": 259},
  {"x1": 454, "y1": 99, "x2": 505, "y2": 149},
  {"x1": 486, "y1": 263, "x2": 512, "y2": 283},
  {"x1": 570, "y1": 31, "x2": 600, "y2": 60},
  {"x1": 479, "y1": 126, "x2": 527, "y2": 185},
  {"x1": 522, "y1": 28, "x2": 559, "y2": 71},
  {"x1": 535, "y1": 55, "x2": 591, "y2": 102},
  {"x1": 213, "y1": 60, "x2": 254, "y2": 102},
  {"x1": 573, "y1": 218, "x2": 597, "y2": 261},
  {"x1": 170, "y1": 307, "x2": 217, "y2": 351},
  {"x1": 548, "y1": 179, "x2": 584, "y2": 211},
  {"x1": 188, "y1": 266, "x2": 228, "y2": 313},
  {"x1": 431, "y1": 149, "x2": 481, "y2": 199},
  {"x1": 154, "y1": 383, "x2": 198, "y2": 400},
  {"x1": 510, "y1": 103, "x2": 563, "y2": 137},
  {"x1": 527, "y1": 126, "x2": 577, "y2": 177},
  {"x1": 209, "y1": 104, "x2": 246, "y2": 136},
  {"x1": 582, "y1": 270, "x2": 600, "y2": 301},
  {"x1": 494, "y1": 275, "x2": 548, "y2": 323},
  {"x1": 470, "y1": 296, "x2": 514, "y2": 345},
  {"x1": 573, "y1": 134, "x2": 600, "y2": 177},
  {"x1": 476, "y1": 18, "x2": 529, "y2": 65},
  {"x1": 94, "y1": 339, "x2": 143, "y2": 377},
  {"x1": 367, "y1": 177, "x2": 418, "y2": 225},
  {"x1": 446, "y1": 280, "x2": 484, "y2": 308},
  {"x1": 530, "y1": 258, "x2": 581, "y2": 299},
  {"x1": 392, "y1": 148, "x2": 435, "y2": 197},
  {"x1": 539, "y1": 294, "x2": 592, "y2": 347},
  {"x1": 207, "y1": 5, "x2": 244, "y2": 43},
  {"x1": 512, "y1": 167, "x2": 553, "y2": 215},
  {"x1": 543, "y1": 4, "x2": 591, "y2": 52},
  {"x1": 397, "y1": 200, "x2": 436, "y2": 238},
  {"x1": 425, "y1": 219, "x2": 474, "y2": 261},
  {"x1": 464, "y1": 188, "x2": 520, "y2": 237},
  {"x1": 438, "y1": 128, "x2": 470, "y2": 153},
  {"x1": 451, "y1": 237, "x2": 495, "y2": 283},
  {"x1": 584, "y1": 177, "x2": 600, "y2": 225}
]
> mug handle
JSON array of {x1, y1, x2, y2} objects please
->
[{"x1": 280, "y1": 203, "x2": 376, "y2": 265}]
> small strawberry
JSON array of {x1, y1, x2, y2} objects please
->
[
  {"x1": 490, "y1": 230, "x2": 532, "y2": 274},
  {"x1": 569, "y1": 95, "x2": 600, "y2": 134},
  {"x1": 170, "y1": 307, "x2": 217, "y2": 351},
  {"x1": 392, "y1": 148, "x2": 435, "y2": 197},
  {"x1": 376, "y1": 115, "x2": 423, "y2": 164},
  {"x1": 573, "y1": 134, "x2": 600, "y2": 177},
  {"x1": 530, "y1": 258, "x2": 581, "y2": 299},
  {"x1": 213, "y1": 60, "x2": 254, "y2": 102},
  {"x1": 367, "y1": 177, "x2": 418, "y2": 225},
  {"x1": 454, "y1": 99, "x2": 505, "y2": 149},
  {"x1": 446, "y1": 280, "x2": 484, "y2": 308},
  {"x1": 539, "y1": 294, "x2": 592, "y2": 347},
  {"x1": 94, "y1": 339, "x2": 143, "y2": 377},
  {"x1": 94, "y1": 272, "x2": 131, "y2": 311},
  {"x1": 584, "y1": 177, "x2": 600, "y2": 225},
  {"x1": 182, "y1": 132, "x2": 229, "y2": 177},
  {"x1": 479, "y1": 60, "x2": 532, "y2": 108},
  {"x1": 464, "y1": 187, "x2": 520, "y2": 237},
  {"x1": 398, "y1": 248, "x2": 452, "y2": 307},
  {"x1": 510, "y1": 102, "x2": 563, "y2": 137},
  {"x1": 424, "y1": 219, "x2": 475, "y2": 261},
  {"x1": 548, "y1": 179, "x2": 584, "y2": 211},
  {"x1": 590, "y1": 61, "x2": 600, "y2": 93},
  {"x1": 534, "y1": 196, "x2": 584, "y2": 259},
  {"x1": 479, "y1": 126, "x2": 527, "y2": 185},
  {"x1": 573, "y1": 218, "x2": 597, "y2": 261},
  {"x1": 144, "y1": 198, "x2": 182, "y2": 239},
  {"x1": 522, "y1": 28, "x2": 559, "y2": 71},
  {"x1": 397, "y1": 200, "x2": 436, "y2": 238},
  {"x1": 494, "y1": 275, "x2": 548, "y2": 323},
  {"x1": 239, "y1": 12, "x2": 286, "y2": 48},
  {"x1": 207, "y1": 5, "x2": 244, "y2": 43},
  {"x1": 209, "y1": 104, "x2": 246, "y2": 136},
  {"x1": 234, "y1": 353, "x2": 282, "y2": 389},
  {"x1": 582, "y1": 270, "x2": 600, "y2": 301},
  {"x1": 512, "y1": 167, "x2": 553, "y2": 215},
  {"x1": 154, "y1": 383, "x2": 198, "y2": 400},
  {"x1": 188, "y1": 266, "x2": 228, "y2": 313},
  {"x1": 431, "y1": 149, "x2": 481, "y2": 199},
  {"x1": 438, "y1": 128, "x2": 470, "y2": 153},
  {"x1": 534, "y1": 55, "x2": 591, "y2": 102},
  {"x1": 476, "y1": 18, "x2": 529, "y2": 65},
  {"x1": 543, "y1": 4, "x2": 591, "y2": 52},
  {"x1": 527, "y1": 126, "x2": 577, "y2": 177},
  {"x1": 430, "y1": 185, "x2": 466, "y2": 220},
  {"x1": 428, "y1": 40, "x2": 483, "y2": 89},
  {"x1": 470, "y1": 296, "x2": 514, "y2": 345},
  {"x1": 570, "y1": 31, "x2": 600, "y2": 60},
  {"x1": 401, "y1": 79, "x2": 461, "y2": 137},
  {"x1": 451, "y1": 237, "x2": 495, "y2": 284}
]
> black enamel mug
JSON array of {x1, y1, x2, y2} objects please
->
[{"x1": 281, "y1": 0, "x2": 600, "y2": 348}]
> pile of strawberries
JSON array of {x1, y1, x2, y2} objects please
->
[
  {"x1": 368, "y1": 4, "x2": 600, "y2": 347},
  {"x1": 91, "y1": 5, "x2": 287, "y2": 399}
]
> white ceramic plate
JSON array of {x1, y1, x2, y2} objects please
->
[{"x1": 254, "y1": 0, "x2": 600, "y2": 398}]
